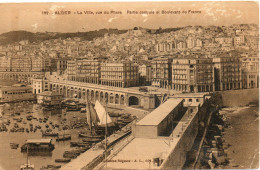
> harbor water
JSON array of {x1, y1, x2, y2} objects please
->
[{"x1": 0, "y1": 102, "x2": 89, "y2": 170}]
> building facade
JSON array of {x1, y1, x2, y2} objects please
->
[
  {"x1": 139, "y1": 64, "x2": 152, "y2": 86},
  {"x1": 67, "y1": 60, "x2": 77, "y2": 81},
  {"x1": 213, "y1": 56, "x2": 242, "y2": 91},
  {"x1": 76, "y1": 59, "x2": 101, "y2": 84},
  {"x1": 57, "y1": 57, "x2": 70, "y2": 75},
  {"x1": 0, "y1": 56, "x2": 11, "y2": 72},
  {"x1": 172, "y1": 58, "x2": 214, "y2": 92},
  {"x1": 241, "y1": 57, "x2": 259, "y2": 88},
  {"x1": 151, "y1": 57, "x2": 172, "y2": 89},
  {"x1": 32, "y1": 78, "x2": 44, "y2": 94},
  {"x1": 100, "y1": 61, "x2": 139, "y2": 88},
  {"x1": 11, "y1": 56, "x2": 32, "y2": 72},
  {"x1": 31, "y1": 56, "x2": 44, "y2": 72}
]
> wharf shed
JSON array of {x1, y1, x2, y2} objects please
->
[{"x1": 133, "y1": 98, "x2": 183, "y2": 138}]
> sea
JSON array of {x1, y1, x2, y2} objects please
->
[{"x1": 0, "y1": 101, "x2": 89, "y2": 170}]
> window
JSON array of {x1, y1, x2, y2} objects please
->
[
  {"x1": 196, "y1": 99, "x2": 199, "y2": 102},
  {"x1": 189, "y1": 99, "x2": 192, "y2": 102}
]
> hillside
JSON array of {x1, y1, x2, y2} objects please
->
[
  {"x1": 0, "y1": 29, "x2": 128, "y2": 45},
  {"x1": 0, "y1": 27, "x2": 184, "y2": 45}
]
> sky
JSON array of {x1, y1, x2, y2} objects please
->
[{"x1": 0, "y1": 1, "x2": 258, "y2": 34}]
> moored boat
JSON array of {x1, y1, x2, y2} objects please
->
[
  {"x1": 55, "y1": 158, "x2": 71, "y2": 163},
  {"x1": 20, "y1": 163, "x2": 35, "y2": 170},
  {"x1": 56, "y1": 134, "x2": 71, "y2": 141},
  {"x1": 42, "y1": 131, "x2": 59, "y2": 137},
  {"x1": 82, "y1": 138, "x2": 103, "y2": 143},
  {"x1": 78, "y1": 133, "x2": 104, "y2": 140}
]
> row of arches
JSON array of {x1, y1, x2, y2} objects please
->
[{"x1": 49, "y1": 83, "x2": 140, "y2": 106}]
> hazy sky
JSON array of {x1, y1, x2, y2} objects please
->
[{"x1": 0, "y1": 1, "x2": 258, "y2": 34}]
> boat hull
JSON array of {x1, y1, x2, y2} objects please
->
[
  {"x1": 78, "y1": 133, "x2": 104, "y2": 140},
  {"x1": 56, "y1": 135, "x2": 71, "y2": 141}
]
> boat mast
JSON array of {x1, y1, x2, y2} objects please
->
[
  {"x1": 86, "y1": 98, "x2": 92, "y2": 136},
  {"x1": 26, "y1": 144, "x2": 29, "y2": 168}
]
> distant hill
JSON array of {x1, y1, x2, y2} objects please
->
[
  {"x1": 0, "y1": 27, "x2": 184, "y2": 45},
  {"x1": 0, "y1": 29, "x2": 128, "y2": 45},
  {"x1": 0, "y1": 31, "x2": 36, "y2": 45}
]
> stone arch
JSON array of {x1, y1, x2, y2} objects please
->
[
  {"x1": 63, "y1": 86, "x2": 66, "y2": 96},
  {"x1": 100, "y1": 91, "x2": 104, "y2": 103},
  {"x1": 104, "y1": 92, "x2": 109, "y2": 103},
  {"x1": 49, "y1": 83, "x2": 52, "y2": 91},
  {"x1": 109, "y1": 93, "x2": 114, "y2": 104},
  {"x1": 87, "y1": 89, "x2": 90, "y2": 100},
  {"x1": 115, "y1": 94, "x2": 119, "y2": 104},
  {"x1": 129, "y1": 96, "x2": 139, "y2": 106},
  {"x1": 67, "y1": 87, "x2": 70, "y2": 98},
  {"x1": 95, "y1": 91, "x2": 99, "y2": 101},
  {"x1": 59, "y1": 86, "x2": 63, "y2": 94},
  {"x1": 82, "y1": 89, "x2": 86, "y2": 100},
  {"x1": 70, "y1": 87, "x2": 74, "y2": 98},
  {"x1": 53, "y1": 84, "x2": 56, "y2": 92},
  {"x1": 120, "y1": 95, "x2": 125, "y2": 105},
  {"x1": 91, "y1": 90, "x2": 94, "y2": 102},
  {"x1": 78, "y1": 88, "x2": 82, "y2": 99}
]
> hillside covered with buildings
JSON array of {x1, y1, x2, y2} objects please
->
[{"x1": 0, "y1": 24, "x2": 258, "y2": 93}]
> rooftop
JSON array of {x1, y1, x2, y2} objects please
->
[
  {"x1": 106, "y1": 138, "x2": 174, "y2": 169},
  {"x1": 136, "y1": 98, "x2": 183, "y2": 126}
]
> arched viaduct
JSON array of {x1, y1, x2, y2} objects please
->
[{"x1": 43, "y1": 80, "x2": 155, "y2": 110}]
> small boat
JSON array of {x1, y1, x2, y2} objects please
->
[
  {"x1": 78, "y1": 133, "x2": 104, "y2": 140},
  {"x1": 15, "y1": 112, "x2": 21, "y2": 116},
  {"x1": 63, "y1": 151, "x2": 80, "y2": 159},
  {"x1": 20, "y1": 163, "x2": 35, "y2": 170},
  {"x1": 10, "y1": 143, "x2": 19, "y2": 149},
  {"x1": 26, "y1": 116, "x2": 33, "y2": 121},
  {"x1": 74, "y1": 147, "x2": 90, "y2": 153},
  {"x1": 55, "y1": 158, "x2": 71, "y2": 163},
  {"x1": 47, "y1": 165, "x2": 61, "y2": 169},
  {"x1": 108, "y1": 112, "x2": 121, "y2": 117},
  {"x1": 82, "y1": 138, "x2": 102, "y2": 143},
  {"x1": 42, "y1": 131, "x2": 59, "y2": 137},
  {"x1": 56, "y1": 134, "x2": 71, "y2": 141}
]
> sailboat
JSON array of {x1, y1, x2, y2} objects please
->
[
  {"x1": 20, "y1": 145, "x2": 35, "y2": 170},
  {"x1": 79, "y1": 99, "x2": 113, "y2": 142}
]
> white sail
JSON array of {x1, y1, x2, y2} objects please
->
[{"x1": 94, "y1": 100, "x2": 112, "y2": 126}]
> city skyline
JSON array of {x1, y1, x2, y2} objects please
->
[{"x1": 0, "y1": 1, "x2": 258, "y2": 34}]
